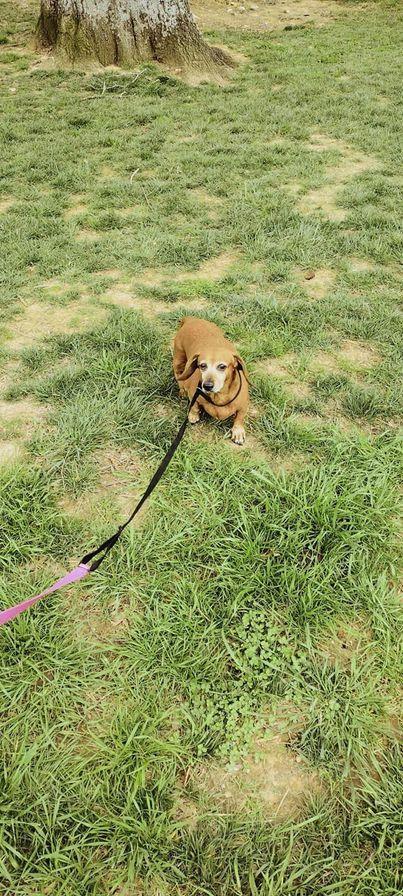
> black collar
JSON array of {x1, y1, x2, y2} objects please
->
[{"x1": 199, "y1": 369, "x2": 243, "y2": 408}]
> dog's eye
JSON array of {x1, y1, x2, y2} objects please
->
[
  {"x1": 217, "y1": 364, "x2": 227, "y2": 371},
  {"x1": 199, "y1": 362, "x2": 207, "y2": 370}
]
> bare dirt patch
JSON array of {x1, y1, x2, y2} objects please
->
[
  {"x1": 0, "y1": 196, "x2": 15, "y2": 214},
  {"x1": 189, "y1": 187, "x2": 223, "y2": 206},
  {"x1": 349, "y1": 256, "x2": 376, "y2": 273},
  {"x1": 195, "y1": 735, "x2": 320, "y2": 819},
  {"x1": 96, "y1": 448, "x2": 147, "y2": 518},
  {"x1": 0, "y1": 440, "x2": 23, "y2": 466},
  {"x1": 135, "y1": 251, "x2": 239, "y2": 288},
  {"x1": 100, "y1": 164, "x2": 116, "y2": 178},
  {"x1": 76, "y1": 228, "x2": 99, "y2": 241},
  {"x1": 294, "y1": 267, "x2": 336, "y2": 300},
  {"x1": 308, "y1": 350, "x2": 340, "y2": 374},
  {"x1": 197, "y1": 250, "x2": 238, "y2": 279},
  {"x1": 0, "y1": 397, "x2": 49, "y2": 432},
  {"x1": 117, "y1": 205, "x2": 139, "y2": 218},
  {"x1": 172, "y1": 796, "x2": 200, "y2": 831},
  {"x1": 39, "y1": 277, "x2": 71, "y2": 296},
  {"x1": 64, "y1": 194, "x2": 87, "y2": 220},
  {"x1": 283, "y1": 180, "x2": 304, "y2": 200},
  {"x1": 298, "y1": 134, "x2": 380, "y2": 222},
  {"x1": 4, "y1": 301, "x2": 108, "y2": 351},
  {"x1": 318, "y1": 620, "x2": 372, "y2": 666},
  {"x1": 192, "y1": 0, "x2": 344, "y2": 32},
  {"x1": 336, "y1": 339, "x2": 380, "y2": 368},
  {"x1": 94, "y1": 268, "x2": 123, "y2": 280},
  {"x1": 309, "y1": 340, "x2": 380, "y2": 374},
  {"x1": 103, "y1": 282, "x2": 207, "y2": 317},
  {"x1": 320, "y1": 399, "x2": 374, "y2": 435},
  {"x1": 257, "y1": 354, "x2": 312, "y2": 399},
  {"x1": 189, "y1": 187, "x2": 223, "y2": 220},
  {"x1": 61, "y1": 448, "x2": 148, "y2": 533}
]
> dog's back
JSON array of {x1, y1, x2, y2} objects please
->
[{"x1": 176, "y1": 317, "x2": 232, "y2": 351}]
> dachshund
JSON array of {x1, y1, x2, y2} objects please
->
[{"x1": 173, "y1": 317, "x2": 249, "y2": 444}]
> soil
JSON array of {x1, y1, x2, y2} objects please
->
[
  {"x1": 4, "y1": 301, "x2": 108, "y2": 350},
  {"x1": 64, "y1": 195, "x2": 87, "y2": 219},
  {"x1": 0, "y1": 440, "x2": 23, "y2": 465},
  {"x1": 298, "y1": 134, "x2": 380, "y2": 222},
  {"x1": 195, "y1": 733, "x2": 320, "y2": 818},
  {"x1": 0, "y1": 197, "x2": 15, "y2": 213},
  {"x1": 310, "y1": 340, "x2": 380, "y2": 373},
  {"x1": 192, "y1": 0, "x2": 347, "y2": 32},
  {"x1": 294, "y1": 266, "x2": 336, "y2": 300},
  {"x1": 103, "y1": 283, "x2": 207, "y2": 317},
  {"x1": 134, "y1": 251, "x2": 239, "y2": 287}
]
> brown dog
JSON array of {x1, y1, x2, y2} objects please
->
[{"x1": 173, "y1": 317, "x2": 249, "y2": 444}]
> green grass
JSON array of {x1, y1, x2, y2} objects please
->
[{"x1": 0, "y1": 0, "x2": 402, "y2": 893}]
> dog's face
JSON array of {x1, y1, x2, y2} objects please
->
[
  {"x1": 176, "y1": 348, "x2": 249, "y2": 391},
  {"x1": 199, "y1": 349, "x2": 237, "y2": 394}
]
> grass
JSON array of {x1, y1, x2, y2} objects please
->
[{"x1": 0, "y1": 0, "x2": 402, "y2": 893}]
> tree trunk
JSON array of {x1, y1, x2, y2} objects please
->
[{"x1": 37, "y1": 0, "x2": 233, "y2": 76}]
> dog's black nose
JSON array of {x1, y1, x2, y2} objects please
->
[{"x1": 203, "y1": 382, "x2": 214, "y2": 392}]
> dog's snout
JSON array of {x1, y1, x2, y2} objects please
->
[{"x1": 203, "y1": 381, "x2": 214, "y2": 392}]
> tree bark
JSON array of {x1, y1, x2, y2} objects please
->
[{"x1": 37, "y1": 0, "x2": 233, "y2": 75}]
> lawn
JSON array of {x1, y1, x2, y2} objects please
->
[{"x1": 0, "y1": 0, "x2": 402, "y2": 893}]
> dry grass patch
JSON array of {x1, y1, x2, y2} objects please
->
[
  {"x1": 0, "y1": 439, "x2": 23, "y2": 466},
  {"x1": 193, "y1": 0, "x2": 344, "y2": 32},
  {"x1": 61, "y1": 448, "x2": 147, "y2": 522},
  {"x1": 349, "y1": 256, "x2": 376, "y2": 273},
  {"x1": 103, "y1": 281, "x2": 207, "y2": 317},
  {"x1": 298, "y1": 134, "x2": 381, "y2": 221},
  {"x1": 0, "y1": 398, "x2": 49, "y2": 440},
  {"x1": 0, "y1": 196, "x2": 15, "y2": 214},
  {"x1": 64, "y1": 194, "x2": 87, "y2": 219},
  {"x1": 76, "y1": 228, "x2": 99, "y2": 241},
  {"x1": 94, "y1": 268, "x2": 123, "y2": 280},
  {"x1": 100, "y1": 164, "x2": 116, "y2": 178},
  {"x1": 336, "y1": 339, "x2": 381, "y2": 369},
  {"x1": 294, "y1": 267, "x2": 336, "y2": 300},
  {"x1": 309, "y1": 340, "x2": 380, "y2": 375},
  {"x1": 195, "y1": 735, "x2": 320, "y2": 820},
  {"x1": 134, "y1": 251, "x2": 239, "y2": 288},
  {"x1": 318, "y1": 621, "x2": 372, "y2": 667},
  {"x1": 257, "y1": 354, "x2": 311, "y2": 398},
  {"x1": 4, "y1": 301, "x2": 108, "y2": 351},
  {"x1": 189, "y1": 188, "x2": 223, "y2": 220}
]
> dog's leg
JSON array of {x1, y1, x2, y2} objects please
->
[
  {"x1": 231, "y1": 408, "x2": 246, "y2": 445},
  {"x1": 188, "y1": 398, "x2": 201, "y2": 424}
]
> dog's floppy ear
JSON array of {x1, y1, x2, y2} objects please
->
[
  {"x1": 234, "y1": 354, "x2": 251, "y2": 385},
  {"x1": 176, "y1": 354, "x2": 199, "y2": 381}
]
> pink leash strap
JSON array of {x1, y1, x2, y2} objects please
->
[
  {"x1": 0, "y1": 388, "x2": 203, "y2": 627},
  {"x1": 0, "y1": 563, "x2": 90, "y2": 626}
]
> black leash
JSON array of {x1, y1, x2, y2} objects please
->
[{"x1": 81, "y1": 387, "x2": 203, "y2": 571}]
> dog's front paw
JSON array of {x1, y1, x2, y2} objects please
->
[
  {"x1": 188, "y1": 408, "x2": 200, "y2": 424},
  {"x1": 231, "y1": 425, "x2": 246, "y2": 445}
]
